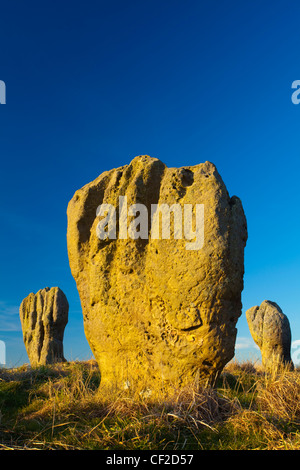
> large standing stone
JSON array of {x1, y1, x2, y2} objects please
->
[
  {"x1": 20, "y1": 287, "x2": 69, "y2": 366},
  {"x1": 246, "y1": 300, "x2": 294, "y2": 370},
  {"x1": 67, "y1": 155, "x2": 247, "y2": 388}
]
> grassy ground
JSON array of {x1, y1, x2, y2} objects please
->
[{"x1": 0, "y1": 359, "x2": 300, "y2": 450}]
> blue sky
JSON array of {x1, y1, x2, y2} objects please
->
[{"x1": 1, "y1": 0, "x2": 300, "y2": 367}]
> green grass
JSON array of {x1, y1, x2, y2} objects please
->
[{"x1": 0, "y1": 360, "x2": 300, "y2": 450}]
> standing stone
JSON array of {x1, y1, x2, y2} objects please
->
[
  {"x1": 67, "y1": 155, "x2": 247, "y2": 388},
  {"x1": 246, "y1": 300, "x2": 294, "y2": 370},
  {"x1": 20, "y1": 287, "x2": 69, "y2": 366}
]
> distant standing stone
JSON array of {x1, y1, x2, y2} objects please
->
[
  {"x1": 246, "y1": 300, "x2": 293, "y2": 370},
  {"x1": 20, "y1": 287, "x2": 69, "y2": 366}
]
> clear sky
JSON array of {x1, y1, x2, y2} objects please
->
[{"x1": 1, "y1": 0, "x2": 300, "y2": 367}]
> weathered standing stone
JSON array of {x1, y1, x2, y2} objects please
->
[
  {"x1": 246, "y1": 300, "x2": 294, "y2": 370},
  {"x1": 20, "y1": 287, "x2": 69, "y2": 366},
  {"x1": 67, "y1": 155, "x2": 247, "y2": 388}
]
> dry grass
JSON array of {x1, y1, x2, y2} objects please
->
[
  {"x1": 257, "y1": 365, "x2": 300, "y2": 422},
  {"x1": 0, "y1": 359, "x2": 300, "y2": 450}
]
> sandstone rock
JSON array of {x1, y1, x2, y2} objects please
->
[
  {"x1": 20, "y1": 287, "x2": 69, "y2": 366},
  {"x1": 246, "y1": 300, "x2": 294, "y2": 370},
  {"x1": 67, "y1": 155, "x2": 247, "y2": 388}
]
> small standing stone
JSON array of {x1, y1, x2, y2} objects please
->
[
  {"x1": 246, "y1": 300, "x2": 294, "y2": 370},
  {"x1": 20, "y1": 287, "x2": 69, "y2": 366}
]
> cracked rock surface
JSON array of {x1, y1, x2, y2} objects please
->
[{"x1": 67, "y1": 155, "x2": 247, "y2": 387}]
